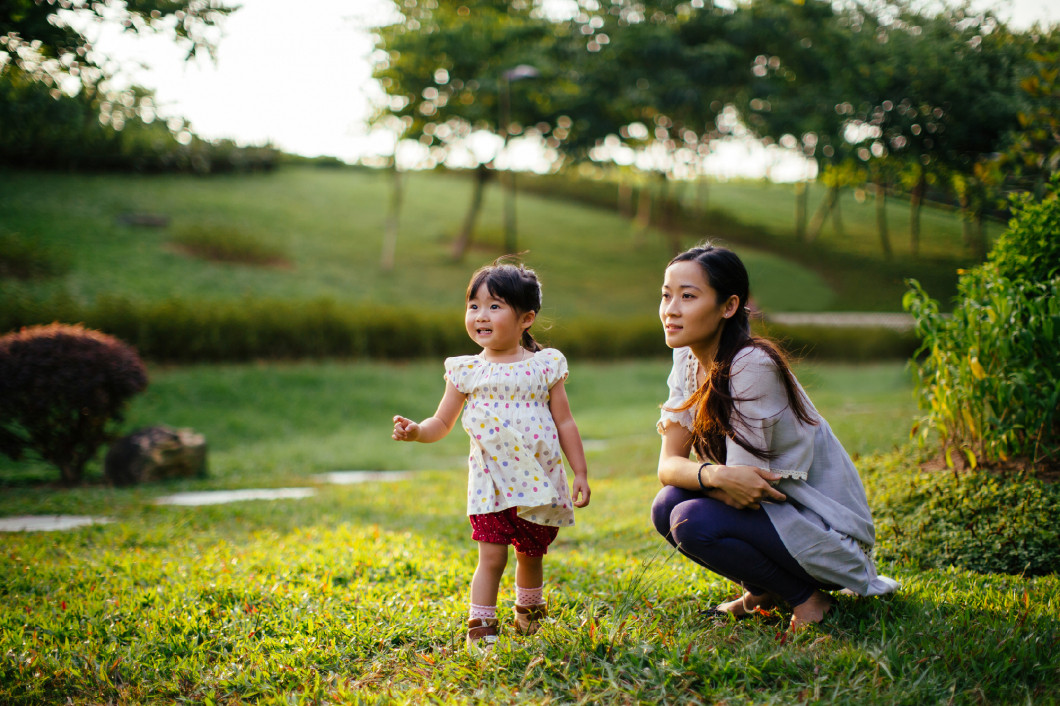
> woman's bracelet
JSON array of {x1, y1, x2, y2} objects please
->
[{"x1": 697, "y1": 462, "x2": 711, "y2": 492}]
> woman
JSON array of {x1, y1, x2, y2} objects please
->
[{"x1": 652, "y1": 244, "x2": 897, "y2": 630}]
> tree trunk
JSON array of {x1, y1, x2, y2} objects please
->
[
  {"x1": 794, "y1": 181, "x2": 808, "y2": 242},
  {"x1": 696, "y1": 176, "x2": 709, "y2": 214},
  {"x1": 958, "y1": 190, "x2": 973, "y2": 250},
  {"x1": 807, "y1": 184, "x2": 839, "y2": 242},
  {"x1": 502, "y1": 169, "x2": 518, "y2": 254},
  {"x1": 380, "y1": 162, "x2": 404, "y2": 271},
  {"x1": 661, "y1": 175, "x2": 681, "y2": 254},
  {"x1": 972, "y1": 214, "x2": 987, "y2": 260},
  {"x1": 634, "y1": 183, "x2": 652, "y2": 231},
  {"x1": 451, "y1": 164, "x2": 490, "y2": 261},
  {"x1": 874, "y1": 180, "x2": 892, "y2": 260},
  {"x1": 830, "y1": 188, "x2": 845, "y2": 237},
  {"x1": 59, "y1": 460, "x2": 81, "y2": 486},
  {"x1": 617, "y1": 180, "x2": 633, "y2": 218},
  {"x1": 909, "y1": 167, "x2": 925, "y2": 257}
]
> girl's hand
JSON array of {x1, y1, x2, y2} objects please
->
[
  {"x1": 571, "y1": 475, "x2": 591, "y2": 508},
  {"x1": 710, "y1": 464, "x2": 786, "y2": 510},
  {"x1": 392, "y1": 415, "x2": 421, "y2": 442}
]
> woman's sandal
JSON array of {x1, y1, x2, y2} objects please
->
[
  {"x1": 513, "y1": 603, "x2": 548, "y2": 635},
  {"x1": 466, "y1": 618, "x2": 500, "y2": 650}
]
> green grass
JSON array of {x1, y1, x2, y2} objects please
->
[
  {"x1": 0, "y1": 359, "x2": 917, "y2": 489},
  {"x1": 678, "y1": 179, "x2": 978, "y2": 262},
  {"x1": 5, "y1": 360, "x2": 1056, "y2": 704},
  {"x1": 0, "y1": 166, "x2": 969, "y2": 321}
]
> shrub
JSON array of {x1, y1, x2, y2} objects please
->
[
  {"x1": 904, "y1": 176, "x2": 1060, "y2": 472},
  {"x1": 0, "y1": 294, "x2": 913, "y2": 363},
  {"x1": 871, "y1": 460, "x2": 1060, "y2": 576},
  {"x1": 171, "y1": 224, "x2": 290, "y2": 266},
  {"x1": 0, "y1": 231, "x2": 70, "y2": 280},
  {"x1": 0, "y1": 323, "x2": 148, "y2": 485}
]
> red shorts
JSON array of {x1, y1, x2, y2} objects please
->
[{"x1": 469, "y1": 507, "x2": 559, "y2": 557}]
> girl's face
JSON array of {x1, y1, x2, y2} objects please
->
[
  {"x1": 660, "y1": 260, "x2": 739, "y2": 354},
  {"x1": 465, "y1": 284, "x2": 535, "y2": 355}
]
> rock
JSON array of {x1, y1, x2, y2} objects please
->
[
  {"x1": 116, "y1": 213, "x2": 170, "y2": 228},
  {"x1": 104, "y1": 426, "x2": 207, "y2": 486}
]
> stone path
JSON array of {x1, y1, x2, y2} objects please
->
[
  {"x1": 1, "y1": 471, "x2": 415, "y2": 532},
  {"x1": 0, "y1": 515, "x2": 113, "y2": 532},
  {"x1": 766, "y1": 312, "x2": 915, "y2": 331}
]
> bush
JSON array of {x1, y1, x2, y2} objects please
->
[
  {"x1": 0, "y1": 292, "x2": 913, "y2": 363},
  {"x1": 0, "y1": 324, "x2": 148, "y2": 485},
  {"x1": 904, "y1": 176, "x2": 1060, "y2": 472},
  {"x1": 0, "y1": 231, "x2": 70, "y2": 280},
  {"x1": 871, "y1": 460, "x2": 1060, "y2": 576},
  {"x1": 171, "y1": 224, "x2": 290, "y2": 266}
]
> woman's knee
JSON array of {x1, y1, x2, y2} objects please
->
[
  {"x1": 651, "y1": 485, "x2": 691, "y2": 537},
  {"x1": 668, "y1": 498, "x2": 725, "y2": 549}
]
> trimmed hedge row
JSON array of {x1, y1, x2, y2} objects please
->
[{"x1": 0, "y1": 293, "x2": 917, "y2": 363}]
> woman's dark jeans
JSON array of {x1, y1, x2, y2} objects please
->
[{"x1": 651, "y1": 485, "x2": 834, "y2": 607}]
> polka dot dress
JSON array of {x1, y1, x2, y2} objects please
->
[{"x1": 444, "y1": 348, "x2": 575, "y2": 528}]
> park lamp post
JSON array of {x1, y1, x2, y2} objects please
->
[{"x1": 500, "y1": 64, "x2": 540, "y2": 254}]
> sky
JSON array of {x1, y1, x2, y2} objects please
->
[{"x1": 85, "y1": 0, "x2": 1059, "y2": 180}]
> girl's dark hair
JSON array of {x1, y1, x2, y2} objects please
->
[
  {"x1": 667, "y1": 243, "x2": 816, "y2": 463},
  {"x1": 466, "y1": 259, "x2": 543, "y2": 352}
]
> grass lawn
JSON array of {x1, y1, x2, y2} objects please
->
[
  {"x1": 0, "y1": 166, "x2": 970, "y2": 320},
  {"x1": 3, "y1": 360, "x2": 1057, "y2": 704}
]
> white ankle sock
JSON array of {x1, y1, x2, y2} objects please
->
[
  {"x1": 469, "y1": 603, "x2": 496, "y2": 621},
  {"x1": 516, "y1": 585, "x2": 544, "y2": 606}
]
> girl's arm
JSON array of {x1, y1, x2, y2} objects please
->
[
  {"x1": 657, "y1": 422, "x2": 785, "y2": 510},
  {"x1": 548, "y1": 380, "x2": 590, "y2": 508},
  {"x1": 392, "y1": 380, "x2": 466, "y2": 444}
]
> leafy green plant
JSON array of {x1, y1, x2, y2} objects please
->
[
  {"x1": 904, "y1": 176, "x2": 1060, "y2": 471},
  {"x1": 873, "y1": 462, "x2": 1060, "y2": 576},
  {"x1": 0, "y1": 323, "x2": 148, "y2": 485}
]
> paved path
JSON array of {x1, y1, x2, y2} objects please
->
[{"x1": 765, "y1": 312, "x2": 915, "y2": 331}]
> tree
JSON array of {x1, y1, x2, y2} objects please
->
[
  {"x1": 372, "y1": 0, "x2": 567, "y2": 260},
  {"x1": 558, "y1": 1, "x2": 743, "y2": 246},
  {"x1": 841, "y1": 2, "x2": 1031, "y2": 256},
  {"x1": 728, "y1": 0, "x2": 856, "y2": 243},
  {"x1": 1, "y1": 0, "x2": 234, "y2": 94},
  {"x1": 1, "y1": 0, "x2": 237, "y2": 168},
  {"x1": 1000, "y1": 43, "x2": 1060, "y2": 199}
]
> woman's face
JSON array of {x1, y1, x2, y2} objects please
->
[{"x1": 659, "y1": 260, "x2": 737, "y2": 353}]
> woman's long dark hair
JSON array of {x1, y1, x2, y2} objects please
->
[
  {"x1": 466, "y1": 259, "x2": 543, "y2": 352},
  {"x1": 667, "y1": 244, "x2": 816, "y2": 463}
]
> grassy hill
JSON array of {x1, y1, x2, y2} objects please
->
[{"x1": 0, "y1": 165, "x2": 973, "y2": 326}]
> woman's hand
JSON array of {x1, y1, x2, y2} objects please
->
[{"x1": 707, "y1": 464, "x2": 786, "y2": 510}]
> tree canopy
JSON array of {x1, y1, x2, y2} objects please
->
[{"x1": 371, "y1": 0, "x2": 1056, "y2": 259}]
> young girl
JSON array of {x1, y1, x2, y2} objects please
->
[
  {"x1": 652, "y1": 243, "x2": 897, "y2": 631},
  {"x1": 392, "y1": 260, "x2": 591, "y2": 649}
]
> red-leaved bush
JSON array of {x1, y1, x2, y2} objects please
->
[{"x1": 0, "y1": 323, "x2": 148, "y2": 484}]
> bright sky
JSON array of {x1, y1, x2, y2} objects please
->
[{"x1": 87, "y1": 0, "x2": 1058, "y2": 179}]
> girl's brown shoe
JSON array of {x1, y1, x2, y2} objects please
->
[
  {"x1": 466, "y1": 618, "x2": 500, "y2": 650},
  {"x1": 513, "y1": 603, "x2": 547, "y2": 635}
]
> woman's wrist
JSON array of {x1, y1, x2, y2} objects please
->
[{"x1": 697, "y1": 462, "x2": 713, "y2": 491}]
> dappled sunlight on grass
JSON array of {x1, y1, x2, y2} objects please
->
[{"x1": 2, "y1": 360, "x2": 1056, "y2": 702}]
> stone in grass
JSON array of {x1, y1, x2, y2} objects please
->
[
  {"x1": 104, "y1": 425, "x2": 207, "y2": 487},
  {"x1": 116, "y1": 213, "x2": 170, "y2": 227}
]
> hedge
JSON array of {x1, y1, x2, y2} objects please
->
[{"x1": 0, "y1": 293, "x2": 917, "y2": 363}]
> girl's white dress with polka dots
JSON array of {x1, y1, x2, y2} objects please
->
[{"x1": 444, "y1": 348, "x2": 575, "y2": 528}]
